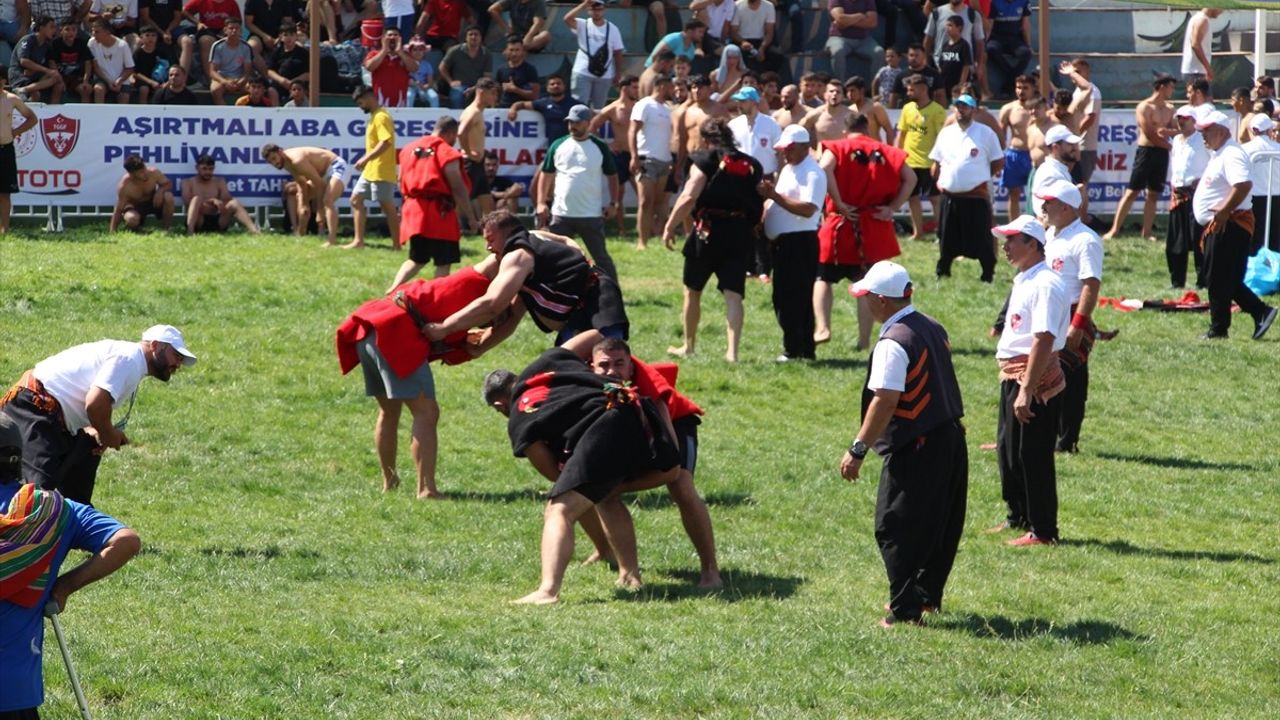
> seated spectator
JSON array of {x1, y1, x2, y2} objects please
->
[
  {"x1": 88, "y1": 0, "x2": 139, "y2": 47},
  {"x1": 495, "y1": 34, "x2": 538, "y2": 108},
  {"x1": 8, "y1": 14, "x2": 64, "y2": 102},
  {"x1": 50, "y1": 17, "x2": 94, "y2": 102},
  {"x1": 416, "y1": 0, "x2": 470, "y2": 51},
  {"x1": 364, "y1": 25, "x2": 416, "y2": 108},
  {"x1": 987, "y1": 0, "x2": 1031, "y2": 97},
  {"x1": 265, "y1": 20, "x2": 307, "y2": 105},
  {"x1": 439, "y1": 25, "x2": 489, "y2": 108},
  {"x1": 871, "y1": 46, "x2": 901, "y2": 105},
  {"x1": 638, "y1": 0, "x2": 678, "y2": 43},
  {"x1": 646, "y1": 19, "x2": 704, "y2": 68},
  {"x1": 711, "y1": 42, "x2": 743, "y2": 98},
  {"x1": 690, "y1": 0, "x2": 733, "y2": 55},
  {"x1": 508, "y1": 74, "x2": 580, "y2": 139},
  {"x1": 731, "y1": 0, "x2": 783, "y2": 80},
  {"x1": 132, "y1": 24, "x2": 175, "y2": 103},
  {"x1": 208, "y1": 16, "x2": 252, "y2": 104},
  {"x1": 485, "y1": 149, "x2": 524, "y2": 213},
  {"x1": 488, "y1": 0, "x2": 549, "y2": 53},
  {"x1": 88, "y1": 17, "x2": 132, "y2": 102},
  {"x1": 565, "y1": 0, "x2": 624, "y2": 110},
  {"x1": 140, "y1": 0, "x2": 194, "y2": 76},
  {"x1": 283, "y1": 76, "x2": 307, "y2": 105},
  {"x1": 825, "y1": 0, "x2": 881, "y2": 83},
  {"x1": 180, "y1": 0, "x2": 242, "y2": 84},
  {"x1": 152, "y1": 61, "x2": 198, "y2": 102},
  {"x1": 234, "y1": 72, "x2": 272, "y2": 104},
  {"x1": 0, "y1": 0, "x2": 31, "y2": 61},
  {"x1": 405, "y1": 36, "x2": 439, "y2": 107},
  {"x1": 245, "y1": 0, "x2": 303, "y2": 54}
]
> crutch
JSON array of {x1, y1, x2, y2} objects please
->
[{"x1": 44, "y1": 600, "x2": 93, "y2": 720}]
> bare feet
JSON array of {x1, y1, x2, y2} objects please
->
[
  {"x1": 724, "y1": 350, "x2": 737, "y2": 363},
  {"x1": 417, "y1": 489, "x2": 445, "y2": 500},
  {"x1": 511, "y1": 589, "x2": 559, "y2": 605},
  {"x1": 616, "y1": 572, "x2": 643, "y2": 590},
  {"x1": 698, "y1": 570, "x2": 723, "y2": 589},
  {"x1": 382, "y1": 472, "x2": 401, "y2": 492},
  {"x1": 581, "y1": 549, "x2": 617, "y2": 567},
  {"x1": 320, "y1": 241, "x2": 336, "y2": 248},
  {"x1": 813, "y1": 330, "x2": 831, "y2": 345},
  {"x1": 635, "y1": 241, "x2": 648, "y2": 250},
  {"x1": 341, "y1": 240, "x2": 366, "y2": 250},
  {"x1": 667, "y1": 344, "x2": 693, "y2": 358},
  {"x1": 908, "y1": 234, "x2": 923, "y2": 242},
  {"x1": 1145, "y1": 235, "x2": 1159, "y2": 243},
  {"x1": 1101, "y1": 231, "x2": 1117, "y2": 242}
]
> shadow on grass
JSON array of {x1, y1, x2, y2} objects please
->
[
  {"x1": 628, "y1": 491, "x2": 756, "y2": 510},
  {"x1": 611, "y1": 568, "x2": 805, "y2": 603},
  {"x1": 1094, "y1": 451, "x2": 1254, "y2": 472},
  {"x1": 198, "y1": 545, "x2": 322, "y2": 560},
  {"x1": 934, "y1": 613, "x2": 1147, "y2": 644},
  {"x1": 1060, "y1": 537, "x2": 1272, "y2": 564},
  {"x1": 446, "y1": 488, "x2": 547, "y2": 504},
  {"x1": 949, "y1": 345, "x2": 997, "y2": 358},
  {"x1": 810, "y1": 358, "x2": 865, "y2": 370}
]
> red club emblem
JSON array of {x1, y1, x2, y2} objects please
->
[
  {"x1": 515, "y1": 371, "x2": 556, "y2": 413},
  {"x1": 1009, "y1": 313, "x2": 1023, "y2": 331},
  {"x1": 969, "y1": 147, "x2": 979, "y2": 158},
  {"x1": 1051, "y1": 257, "x2": 1065, "y2": 272},
  {"x1": 40, "y1": 113, "x2": 80, "y2": 160}
]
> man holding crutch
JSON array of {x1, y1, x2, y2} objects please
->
[{"x1": 1, "y1": 481, "x2": 141, "y2": 719}]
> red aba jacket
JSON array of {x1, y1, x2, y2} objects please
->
[
  {"x1": 336, "y1": 268, "x2": 490, "y2": 377},
  {"x1": 399, "y1": 135, "x2": 470, "y2": 246},
  {"x1": 818, "y1": 135, "x2": 907, "y2": 267},
  {"x1": 630, "y1": 357, "x2": 703, "y2": 422}
]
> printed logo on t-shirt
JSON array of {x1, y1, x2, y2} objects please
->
[
  {"x1": 1051, "y1": 257, "x2": 1065, "y2": 272},
  {"x1": 970, "y1": 147, "x2": 979, "y2": 158},
  {"x1": 1009, "y1": 313, "x2": 1023, "y2": 331}
]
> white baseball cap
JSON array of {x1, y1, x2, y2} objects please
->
[
  {"x1": 850, "y1": 261, "x2": 913, "y2": 298},
  {"x1": 991, "y1": 214, "x2": 1047, "y2": 243},
  {"x1": 1034, "y1": 179, "x2": 1083, "y2": 210},
  {"x1": 1195, "y1": 110, "x2": 1231, "y2": 130},
  {"x1": 1174, "y1": 104, "x2": 1199, "y2": 119},
  {"x1": 774, "y1": 124, "x2": 810, "y2": 149},
  {"x1": 142, "y1": 325, "x2": 198, "y2": 366},
  {"x1": 1250, "y1": 114, "x2": 1276, "y2": 133},
  {"x1": 1044, "y1": 125, "x2": 1082, "y2": 146}
]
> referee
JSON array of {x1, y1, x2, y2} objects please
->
[{"x1": 839, "y1": 261, "x2": 967, "y2": 628}]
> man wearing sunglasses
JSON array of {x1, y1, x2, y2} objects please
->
[{"x1": 0, "y1": 325, "x2": 197, "y2": 504}]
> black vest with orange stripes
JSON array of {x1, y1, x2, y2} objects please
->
[{"x1": 861, "y1": 311, "x2": 965, "y2": 455}]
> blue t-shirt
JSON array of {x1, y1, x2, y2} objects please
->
[
  {"x1": 411, "y1": 59, "x2": 436, "y2": 84},
  {"x1": 646, "y1": 31, "x2": 697, "y2": 67},
  {"x1": 531, "y1": 94, "x2": 582, "y2": 140},
  {"x1": 0, "y1": 484, "x2": 126, "y2": 712},
  {"x1": 989, "y1": 0, "x2": 1031, "y2": 43}
]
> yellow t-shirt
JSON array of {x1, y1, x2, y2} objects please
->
[
  {"x1": 363, "y1": 108, "x2": 398, "y2": 182},
  {"x1": 898, "y1": 101, "x2": 947, "y2": 169}
]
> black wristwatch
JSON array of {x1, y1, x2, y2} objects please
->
[{"x1": 849, "y1": 439, "x2": 869, "y2": 459}]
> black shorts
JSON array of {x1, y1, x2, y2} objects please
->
[
  {"x1": 817, "y1": 263, "x2": 865, "y2": 284},
  {"x1": 612, "y1": 150, "x2": 631, "y2": 187},
  {"x1": 196, "y1": 27, "x2": 222, "y2": 42},
  {"x1": 912, "y1": 167, "x2": 937, "y2": 197},
  {"x1": 681, "y1": 220, "x2": 754, "y2": 296},
  {"x1": 0, "y1": 142, "x2": 17, "y2": 193},
  {"x1": 1071, "y1": 150, "x2": 1098, "y2": 185},
  {"x1": 409, "y1": 236, "x2": 462, "y2": 266},
  {"x1": 194, "y1": 213, "x2": 222, "y2": 233},
  {"x1": 123, "y1": 201, "x2": 161, "y2": 224},
  {"x1": 673, "y1": 414, "x2": 701, "y2": 473},
  {"x1": 465, "y1": 159, "x2": 490, "y2": 199},
  {"x1": 1128, "y1": 146, "x2": 1170, "y2": 192}
]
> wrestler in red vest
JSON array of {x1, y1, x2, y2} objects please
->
[
  {"x1": 630, "y1": 358, "x2": 703, "y2": 423},
  {"x1": 399, "y1": 133, "x2": 470, "y2": 247},
  {"x1": 336, "y1": 259, "x2": 496, "y2": 376},
  {"x1": 818, "y1": 134, "x2": 909, "y2": 267}
]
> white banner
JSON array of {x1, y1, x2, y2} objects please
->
[{"x1": 9, "y1": 106, "x2": 548, "y2": 207}]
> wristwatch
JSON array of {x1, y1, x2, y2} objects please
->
[{"x1": 849, "y1": 439, "x2": 869, "y2": 459}]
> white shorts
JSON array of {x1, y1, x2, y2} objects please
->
[
  {"x1": 327, "y1": 157, "x2": 351, "y2": 186},
  {"x1": 352, "y1": 177, "x2": 397, "y2": 204}
]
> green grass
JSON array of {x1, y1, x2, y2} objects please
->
[{"x1": 2, "y1": 220, "x2": 1279, "y2": 719}]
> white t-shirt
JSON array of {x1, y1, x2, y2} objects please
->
[
  {"x1": 1072, "y1": 83, "x2": 1102, "y2": 151},
  {"x1": 867, "y1": 305, "x2": 916, "y2": 392},
  {"x1": 732, "y1": 0, "x2": 775, "y2": 40},
  {"x1": 929, "y1": 121, "x2": 1002, "y2": 193},
  {"x1": 1031, "y1": 155, "x2": 1073, "y2": 216},
  {"x1": 729, "y1": 112, "x2": 781, "y2": 174},
  {"x1": 89, "y1": 36, "x2": 135, "y2": 83},
  {"x1": 32, "y1": 340, "x2": 148, "y2": 432},
  {"x1": 701, "y1": 0, "x2": 736, "y2": 40},
  {"x1": 763, "y1": 154, "x2": 826, "y2": 238},
  {"x1": 997, "y1": 261, "x2": 1069, "y2": 359},
  {"x1": 546, "y1": 134, "x2": 613, "y2": 217},
  {"x1": 570, "y1": 19, "x2": 625, "y2": 80},
  {"x1": 1170, "y1": 131, "x2": 1209, "y2": 188},
  {"x1": 630, "y1": 97, "x2": 673, "y2": 162},
  {"x1": 1181, "y1": 11, "x2": 1211, "y2": 75},
  {"x1": 1045, "y1": 218, "x2": 1104, "y2": 304},
  {"x1": 383, "y1": 0, "x2": 415, "y2": 17},
  {"x1": 90, "y1": 0, "x2": 139, "y2": 28},
  {"x1": 1243, "y1": 136, "x2": 1280, "y2": 197},
  {"x1": 1193, "y1": 140, "x2": 1252, "y2": 225}
]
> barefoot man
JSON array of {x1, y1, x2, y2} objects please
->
[
  {"x1": 673, "y1": 74, "x2": 727, "y2": 186},
  {"x1": 261, "y1": 143, "x2": 349, "y2": 246},
  {"x1": 181, "y1": 154, "x2": 260, "y2": 234},
  {"x1": 998, "y1": 75, "x2": 1037, "y2": 223},
  {"x1": 589, "y1": 74, "x2": 640, "y2": 236},
  {"x1": 460, "y1": 77, "x2": 499, "y2": 221},
  {"x1": 802, "y1": 79, "x2": 856, "y2": 146},
  {"x1": 109, "y1": 154, "x2": 175, "y2": 232},
  {"x1": 1103, "y1": 74, "x2": 1177, "y2": 241}
]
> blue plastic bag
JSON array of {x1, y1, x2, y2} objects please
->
[{"x1": 1244, "y1": 248, "x2": 1280, "y2": 296}]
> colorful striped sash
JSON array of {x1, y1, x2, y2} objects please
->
[{"x1": 0, "y1": 484, "x2": 70, "y2": 608}]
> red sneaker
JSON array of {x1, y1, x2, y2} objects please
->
[{"x1": 1007, "y1": 532, "x2": 1056, "y2": 547}]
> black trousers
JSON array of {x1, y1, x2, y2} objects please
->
[
  {"x1": 1204, "y1": 219, "x2": 1271, "y2": 336},
  {"x1": 875, "y1": 421, "x2": 968, "y2": 621},
  {"x1": 1165, "y1": 195, "x2": 1204, "y2": 288},
  {"x1": 997, "y1": 379, "x2": 1061, "y2": 540},
  {"x1": 770, "y1": 231, "x2": 818, "y2": 359},
  {"x1": 936, "y1": 194, "x2": 996, "y2": 282},
  {"x1": 1251, "y1": 195, "x2": 1280, "y2": 252},
  {"x1": 1056, "y1": 355, "x2": 1088, "y2": 453},
  {"x1": 1, "y1": 393, "x2": 101, "y2": 505}
]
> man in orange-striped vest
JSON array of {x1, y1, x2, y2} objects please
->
[{"x1": 838, "y1": 261, "x2": 967, "y2": 628}]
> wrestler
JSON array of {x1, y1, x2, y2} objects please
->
[
  {"x1": 771, "y1": 84, "x2": 806, "y2": 128},
  {"x1": 261, "y1": 143, "x2": 348, "y2": 246},
  {"x1": 673, "y1": 74, "x2": 728, "y2": 185},
  {"x1": 461, "y1": 78, "x2": 500, "y2": 221},
  {"x1": 1103, "y1": 74, "x2": 1177, "y2": 241},
  {"x1": 109, "y1": 154, "x2": 175, "y2": 233},
  {"x1": 388, "y1": 117, "x2": 479, "y2": 291},
  {"x1": 997, "y1": 75, "x2": 1037, "y2": 223},
  {"x1": 815, "y1": 113, "x2": 916, "y2": 350},
  {"x1": 801, "y1": 79, "x2": 855, "y2": 145},
  {"x1": 180, "y1": 155, "x2": 260, "y2": 235}
]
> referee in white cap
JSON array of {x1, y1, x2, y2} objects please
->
[
  {"x1": 839, "y1": 261, "x2": 967, "y2": 627},
  {"x1": 0, "y1": 325, "x2": 198, "y2": 504}
]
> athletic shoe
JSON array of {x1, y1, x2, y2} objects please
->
[
  {"x1": 1253, "y1": 308, "x2": 1277, "y2": 340},
  {"x1": 1007, "y1": 532, "x2": 1056, "y2": 547}
]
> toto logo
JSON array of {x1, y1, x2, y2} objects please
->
[
  {"x1": 40, "y1": 113, "x2": 80, "y2": 159},
  {"x1": 11, "y1": 109, "x2": 37, "y2": 158}
]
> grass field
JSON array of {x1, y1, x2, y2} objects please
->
[{"x1": 2, "y1": 220, "x2": 1279, "y2": 719}]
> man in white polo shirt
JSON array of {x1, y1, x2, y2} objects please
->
[
  {"x1": 1034, "y1": 180, "x2": 1102, "y2": 454},
  {"x1": 1030, "y1": 124, "x2": 1080, "y2": 218},
  {"x1": 538, "y1": 104, "x2": 622, "y2": 280},
  {"x1": 987, "y1": 215, "x2": 1069, "y2": 546},
  {"x1": 1243, "y1": 113, "x2": 1280, "y2": 253},
  {"x1": 761, "y1": 124, "x2": 826, "y2": 361},
  {"x1": 1166, "y1": 104, "x2": 1211, "y2": 288},
  {"x1": 728, "y1": 86, "x2": 782, "y2": 176},
  {"x1": 930, "y1": 93, "x2": 1004, "y2": 282},
  {"x1": 629, "y1": 74, "x2": 674, "y2": 250},
  {"x1": 0, "y1": 325, "x2": 197, "y2": 504},
  {"x1": 1192, "y1": 110, "x2": 1277, "y2": 340}
]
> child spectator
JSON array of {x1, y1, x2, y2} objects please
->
[
  {"x1": 871, "y1": 46, "x2": 901, "y2": 104},
  {"x1": 208, "y1": 16, "x2": 253, "y2": 104},
  {"x1": 266, "y1": 21, "x2": 308, "y2": 106},
  {"x1": 406, "y1": 37, "x2": 440, "y2": 107},
  {"x1": 936, "y1": 15, "x2": 971, "y2": 102},
  {"x1": 284, "y1": 78, "x2": 308, "y2": 106},
  {"x1": 132, "y1": 24, "x2": 175, "y2": 103},
  {"x1": 51, "y1": 18, "x2": 94, "y2": 102},
  {"x1": 88, "y1": 17, "x2": 134, "y2": 103},
  {"x1": 235, "y1": 73, "x2": 273, "y2": 105}
]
